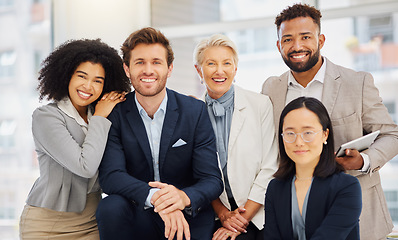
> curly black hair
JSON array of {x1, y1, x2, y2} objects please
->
[
  {"x1": 37, "y1": 39, "x2": 131, "y2": 105},
  {"x1": 275, "y1": 4, "x2": 322, "y2": 35}
]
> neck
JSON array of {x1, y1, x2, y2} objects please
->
[
  {"x1": 291, "y1": 57, "x2": 323, "y2": 88},
  {"x1": 136, "y1": 89, "x2": 166, "y2": 118},
  {"x1": 295, "y1": 165, "x2": 315, "y2": 181},
  {"x1": 73, "y1": 104, "x2": 88, "y2": 123}
]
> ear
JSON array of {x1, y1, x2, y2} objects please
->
[
  {"x1": 167, "y1": 63, "x2": 173, "y2": 78},
  {"x1": 323, "y1": 128, "x2": 329, "y2": 143},
  {"x1": 123, "y1": 63, "x2": 130, "y2": 79},
  {"x1": 319, "y1": 34, "x2": 326, "y2": 50},
  {"x1": 194, "y1": 65, "x2": 203, "y2": 79},
  {"x1": 276, "y1": 40, "x2": 282, "y2": 53}
]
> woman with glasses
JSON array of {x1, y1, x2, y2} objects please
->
[{"x1": 264, "y1": 97, "x2": 362, "y2": 240}]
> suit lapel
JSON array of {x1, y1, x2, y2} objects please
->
[
  {"x1": 228, "y1": 86, "x2": 246, "y2": 151},
  {"x1": 159, "y1": 89, "x2": 179, "y2": 173},
  {"x1": 125, "y1": 92, "x2": 154, "y2": 172},
  {"x1": 321, "y1": 58, "x2": 342, "y2": 115},
  {"x1": 273, "y1": 73, "x2": 289, "y2": 128}
]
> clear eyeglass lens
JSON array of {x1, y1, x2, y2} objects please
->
[{"x1": 282, "y1": 130, "x2": 319, "y2": 143}]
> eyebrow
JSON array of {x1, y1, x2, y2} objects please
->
[
  {"x1": 283, "y1": 126, "x2": 315, "y2": 131},
  {"x1": 76, "y1": 70, "x2": 105, "y2": 80},
  {"x1": 281, "y1": 32, "x2": 313, "y2": 39}
]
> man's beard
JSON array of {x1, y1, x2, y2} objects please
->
[{"x1": 282, "y1": 47, "x2": 320, "y2": 73}]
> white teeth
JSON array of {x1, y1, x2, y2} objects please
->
[
  {"x1": 213, "y1": 78, "x2": 226, "y2": 82},
  {"x1": 78, "y1": 90, "x2": 90, "y2": 97},
  {"x1": 141, "y1": 78, "x2": 155, "y2": 83},
  {"x1": 292, "y1": 55, "x2": 306, "y2": 59}
]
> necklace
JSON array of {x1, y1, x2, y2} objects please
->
[{"x1": 295, "y1": 175, "x2": 312, "y2": 181}]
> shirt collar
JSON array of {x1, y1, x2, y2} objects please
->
[
  {"x1": 288, "y1": 57, "x2": 327, "y2": 87},
  {"x1": 135, "y1": 91, "x2": 168, "y2": 118},
  {"x1": 57, "y1": 97, "x2": 93, "y2": 127}
]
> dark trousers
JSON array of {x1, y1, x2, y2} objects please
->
[
  {"x1": 96, "y1": 194, "x2": 214, "y2": 240},
  {"x1": 213, "y1": 198, "x2": 264, "y2": 240}
]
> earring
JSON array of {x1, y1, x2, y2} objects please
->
[
  {"x1": 200, "y1": 78, "x2": 204, "y2": 84},
  {"x1": 324, "y1": 141, "x2": 327, "y2": 145},
  {"x1": 233, "y1": 78, "x2": 236, "y2": 83}
]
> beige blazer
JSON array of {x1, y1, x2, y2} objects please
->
[
  {"x1": 261, "y1": 57, "x2": 398, "y2": 240},
  {"x1": 214, "y1": 85, "x2": 278, "y2": 229}
]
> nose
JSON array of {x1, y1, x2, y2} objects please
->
[
  {"x1": 143, "y1": 62, "x2": 154, "y2": 75},
  {"x1": 292, "y1": 39, "x2": 303, "y2": 51},
  {"x1": 83, "y1": 79, "x2": 93, "y2": 89},
  {"x1": 295, "y1": 133, "x2": 305, "y2": 146},
  {"x1": 215, "y1": 64, "x2": 223, "y2": 74}
]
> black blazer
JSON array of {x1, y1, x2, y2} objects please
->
[
  {"x1": 264, "y1": 172, "x2": 362, "y2": 239},
  {"x1": 98, "y1": 89, "x2": 223, "y2": 218}
]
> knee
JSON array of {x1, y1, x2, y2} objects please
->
[{"x1": 96, "y1": 194, "x2": 132, "y2": 222}]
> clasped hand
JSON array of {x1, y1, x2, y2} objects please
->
[
  {"x1": 219, "y1": 207, "x2": 249, "y2": 234},
  {"x1": 149, "y1": 181, "x2": 191, "y2": 240}
]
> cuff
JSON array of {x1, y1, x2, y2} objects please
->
[
  {"x1": 359, "y1": 153, "x2": 370, "y2": 173},
  {"x1": 144, "y1": 188, "x2": 160, "y2": 209}
]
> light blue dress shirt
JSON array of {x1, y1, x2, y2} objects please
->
[
  {"x1": 291, "y1": 176, "x2": 313, "y2": 240},
  {"x1": 135, "y1": 93, "x2": 168, "y2": 208}
]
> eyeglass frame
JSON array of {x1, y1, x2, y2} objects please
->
[{"x1": 281, "y1": 129, "x2": 323, "y2": 143}]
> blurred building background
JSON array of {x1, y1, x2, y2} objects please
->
[{"x1": 1, "y1": 0, "x2": 398, "y2": 239}]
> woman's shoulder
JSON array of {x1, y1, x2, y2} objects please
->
[
  {"x1": 328, "y1": 172, "x2": 360, "y2": 190},
  {"x1": 235, "y1": 85, "x2": 273, "y2": 109}
]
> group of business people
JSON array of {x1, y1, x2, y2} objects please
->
[{"x1": 19, "y1": 3, "x2": 398, "y2": 240}]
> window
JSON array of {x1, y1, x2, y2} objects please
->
[
  {"x1": 0, "y1": 51, "x2": 16, "y2": 79},
  {"x1": 0, "y1": 119, "x2": 16, "y2": 149}
]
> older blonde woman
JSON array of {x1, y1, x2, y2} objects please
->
[{"x1": 194, "y1": 34, "x2": 278, "y2": 240}]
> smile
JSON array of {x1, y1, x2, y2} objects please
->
[
  {"x1": 212, "y1": 78, "x2": 227, "y2": 82},
  {"x1": 77, "y1": 90, "x2": 92, "y2": 99},
  {"x1": 141, "y1": 78, "x2": 156, "y2": 83}
]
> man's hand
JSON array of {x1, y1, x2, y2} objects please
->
[
  {"x1": 219, "y1": 207, "x2": 249, "y2": 233},
  {"x1": 149, "y1": 181, "x2": 191, "y2": 214},
  {"x1": 212, "y1": 227, "x2": 241, "y2": 240},
  {"x1": 159, "y1": 210, "x2": 190, "y2": 240},
  {"x1": 336, "y1": 149, "x2": 364, "y2": 170}
]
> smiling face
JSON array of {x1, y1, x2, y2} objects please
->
[
  {"x1": 282, "y1": 107, "x2": 329, "y2": 170},
  {"x1": 195, "y1": 46, "x2": 237, "y2": 99},
  {"x1": 277, "y1": 17, "x2": 325, "y2": 73},
  {"x1": 123, "y1": 43, "x2": 172, "y2": 99},
  {"x1": 68, "y1": 61, "x2": 105, "y2": 112}
]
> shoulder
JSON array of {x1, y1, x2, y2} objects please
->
[
  {"x1": 327, "y1": 172, "x2": 361, "y2": 192},
  {"x1": 327, "y1": 59, "x2": 372, "y2": 82},
  {"x1": 235, "y1": 85, "x2": 272, "y2": 109},
  {"x1": 167, "y1": 88, "x2": 206, "y2": 110},
  {"x1": 33, "y1": 102, "x2": 64, "y2": 121}
]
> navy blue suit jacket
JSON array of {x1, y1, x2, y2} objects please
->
[
  {"x1": 264, "y1": 172, "x2": 362, "y2": 240},
  {"x1": 98, "y1": 89, "x2": 223, "y2": 218}
]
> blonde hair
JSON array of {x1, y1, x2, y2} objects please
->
[{"x1": 193, "y1": 34, "x2": 239, "y2": 67}]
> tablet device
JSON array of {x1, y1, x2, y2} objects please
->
[{"x1": 335, "y1": 130, "x2": 380, "y2": 157}]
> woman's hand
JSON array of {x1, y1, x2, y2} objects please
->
[
  {"x1": 219, "y1": 207, "x2": 249, "y2": 233},
  {"x1": 94, "y1": 91, "x2": 126, "y2": 118},
  {"x1": 212, "y1": 227, "x2": 241, "y2": 240}
]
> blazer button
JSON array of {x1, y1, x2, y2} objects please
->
[
  {"x1": 372, "y1": 166, "x2": 381, "y2": 173},
  {"x1": 196, "y1": 207, "x2": 201, "y2": 214}
]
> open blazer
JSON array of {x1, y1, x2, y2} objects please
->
[
  {"x1": 215, "y1": 85, "x2": 278, "y2": 229},
  {"x1": 264, "y1": 172, "x2": 362, "y2": 240},
  {"x1": 262, "y1": 57, "x2": 398, "y2": 239},
  {"x1": 98, "y1": 89, "x2": 223, "y2": 219},
  {"x1": 26, "y1": 103, "x2": 111, "y2": 212}
]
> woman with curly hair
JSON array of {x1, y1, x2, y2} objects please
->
[{"x1": 19, "y1": 39, "x2": 131, "y2": 239}]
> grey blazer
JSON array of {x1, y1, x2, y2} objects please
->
[
  {"x1": 26, "y1": 103, "x2": 111, "y2": 212},
  {"x1": 261, "y1": 57, "x2": 398, "y2": 240}
]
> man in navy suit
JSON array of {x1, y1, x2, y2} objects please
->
[{"x1": 96, "y1": 27, "x2": 223, "y2": 240}]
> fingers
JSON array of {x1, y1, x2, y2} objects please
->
[
  {"x1": 159, "y1": 211, "x2": 190, "y2": 240},
  {"x1": 101, "y1": 91, "x2": 126, "y2": 101}
]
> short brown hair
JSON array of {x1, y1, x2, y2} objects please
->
[
  {"x1": 275, "y1": 4, "x2": 322, "y2": 35},
  {"x1": 121, "y1": 27, "x2": 174, "y2": 67}
]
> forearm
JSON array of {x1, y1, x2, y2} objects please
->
[
  {"x1": 241, "y1": 199, "x2": 262, "y2": 222},
  {"x1": 212, "y1": 198, "x2": 229, "y2": 220}
]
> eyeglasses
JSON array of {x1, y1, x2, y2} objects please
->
[{"x1": 281, "y1": 130, "x2": 322, "y2": 143}]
